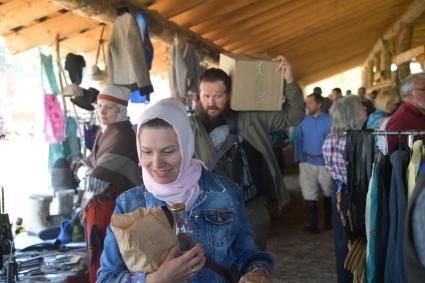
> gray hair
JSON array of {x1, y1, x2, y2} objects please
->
[
  {"x1": 330, "y1": 95, "x2": 364, "y2": 136},
  {"x1": 400, "y1": 72, "x2": 425, "y2": 101}
]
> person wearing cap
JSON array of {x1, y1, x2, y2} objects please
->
[{"x1": 75, "y1": 84, "x2": 142, "y2": 283}]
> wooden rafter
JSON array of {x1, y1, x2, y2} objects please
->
[
  {"x1": 0, "y1": 0, "x2": 63, "y2": 34},
  {"x1": 148, "y1": 0, "x2": 207, "y2": 19},
  {"x1": 190, "y1": 0, "x2": 289, "y2": 35},
  {"x1": 220, "y1": 0, "x2": 386, "y2": 51},
  {"x1": 207, "y1": 0, "x2": 316, "y2": 43},
  {"x1": 49, "y1": 0, "x2": 223, "y2": 63},
  {"x1": 60, "y1": 23, "x2": 112, "y2": 54},
  {"x1": 4, "y1": 12, "x2": 97, "y2": 54},
  {"x1": 236, "y1": 4, "x2": 396, "y2": 57},
  {"x1": 169, "y1": 0, "x2": 259, "y2": 28}
]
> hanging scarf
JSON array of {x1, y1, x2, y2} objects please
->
[{"x1": 137, "y1": 98, "x2": 202, "y2": 210}]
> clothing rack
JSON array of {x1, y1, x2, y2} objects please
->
[
  {"x1": 370, "y1": 131, "x2": 425, "y2": 149},
  {"x1": 345, "y1": 130, "x2": 425, "y2": 149}
]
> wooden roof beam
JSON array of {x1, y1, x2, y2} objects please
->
[
  {"x1": 364, "y1": 0, "x2": 425, "y2": 65},
  {"x1": 49, "y1": 0, "x2": 223, "y2": 64}
]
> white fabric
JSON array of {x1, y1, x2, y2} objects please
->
[{"x1": 137, "y1": 98, "x2": 203, "y2": 210}]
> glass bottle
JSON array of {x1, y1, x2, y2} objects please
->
[{"x1": 170, "y1": 203, "x2": 194, "y2": 251}]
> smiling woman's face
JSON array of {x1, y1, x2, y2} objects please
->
[{"x1": 138, "y1": 127, "x2": 182, "y2": 184}]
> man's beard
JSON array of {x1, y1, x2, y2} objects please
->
[{"x1": 196, "y1": 103, "x2": 230, "y2": 129}]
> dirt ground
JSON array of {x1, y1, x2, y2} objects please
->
[{"x1": 267, "y1": 174, "x2": 338, "y2": 283}]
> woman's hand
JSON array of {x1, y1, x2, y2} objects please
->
[
  {"x1": 146, "y1": 244, "x2": 206, "y2": 283},
  {"x1": 239, "y1": 269, "x2": 269, "y2": 283},
  {"x1": 274, "y1": 55, "x2": 294, "y2": 83}
]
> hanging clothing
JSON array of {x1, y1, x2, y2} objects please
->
[
  {"x1": 406, "y1": 140, "x2": 423, "y2": 200},
  {"x1": 374, "y1": 154, "x2": 392, "y2": 283},
  {"x1": 84, "y1": 123, "x2": 99, "y2": 151},
  {"x1": 135, "y1": 12, "x2": 153, "y2": 70},
  {"x1": 365, "y1": 156, "x2": 381, "y2": 283},
  {"x1": 40, "y1": 53, "x2": 60, "y2": 95},
  {"x1": 346, "y1": 130, "x2": 374, "y2": 240},
  {"x1": 384, "y1": 150, "x2": 408, "y2": 283},
  {"x1": 170, "y1": 38, "x2": 188, "y2": 98},
  {"x1": 107, "y1": 11, "x2": 153, "y2": 94},
  {"x1": 44, "y1": 94, "x2": 65, "y2": 144},
  {"x1": 404, "y1": 170, "x2": 425, "y2": 283},
  {"x1": 183, "y1": 42, "x2": 202, "y2": 95},
  {"x1": 64, "y1": 53, "x2": 86, "y2": 85},
  {"x1": 62, "y1": 117, "x2": 82, "y2": 161}
]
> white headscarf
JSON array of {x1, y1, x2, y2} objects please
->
[{"x1": 137, "y1": 98, "x2": 203, "y2": 210}]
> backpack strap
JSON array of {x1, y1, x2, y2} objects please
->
[{"x1": 206, "y1": 112, "x2": 239, "y2": 171}]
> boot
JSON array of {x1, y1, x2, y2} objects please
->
[
  {"x1": 303, "y1": 200, "x2": 319, "y2": 234},
  {"x1": 323, "y1": 196, "x2": 333, "y2": 230}
]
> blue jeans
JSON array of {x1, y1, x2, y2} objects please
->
[{"x1": 332, "y1": 181, "x2": 353, "y2": 283}]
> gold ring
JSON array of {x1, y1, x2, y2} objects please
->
[{"x1": 192, "y1": 267, "x2": 196, "y2": 274}]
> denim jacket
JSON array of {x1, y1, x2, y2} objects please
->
[{"x1": 97, "y1": 168, "x2": 274, "y2": 283}]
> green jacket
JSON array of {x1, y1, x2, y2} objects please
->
[{"x1": 190, "y1": 81, "x2": 305, "y2": 207}]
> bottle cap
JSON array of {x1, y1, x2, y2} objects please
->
[{"x1": 170, "y1": 203, "x2": 185, "y2": 212}]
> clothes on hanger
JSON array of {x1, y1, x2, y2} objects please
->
[
  {"x1": 107, "y1": 11, "x2": 153, "y2": 94},
  {"x1": 384, "y1": 150, "x2": 408, "y2": 283},
  {"x1": 64, "y1": 53, "x2": 86, "y2": 85},
  {"x1": 406, "y1": 140, "x2": 423, "y2": 200}
]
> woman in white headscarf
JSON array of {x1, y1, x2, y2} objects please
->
[
  {"x1": 75, "y1": 85, "x2": 142, "y2": 283},
  {"x1": 98, "y1": 97, "x2": 274, "y2": 283}
]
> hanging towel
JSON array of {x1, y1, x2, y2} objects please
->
[
  {"x1": 44, "y1": 94, "x2": 65, "y2": 143},
  {"x1": 40, "y1": 53, "x2": 60, "y2": 95}
]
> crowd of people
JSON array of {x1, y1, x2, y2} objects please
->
[{"x1": 67, "y1": 53, "x2": 425, "y2": 283}]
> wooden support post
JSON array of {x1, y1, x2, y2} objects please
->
[
  {"x1": 380, "y1": 40, "x2": 392, "y2": 80},
  {"x1": 367, "y1": 60, "x2": 374, "y2": 88},
  {"x1": 395, "y1": 22, "x2": 413, "y2": 82}
]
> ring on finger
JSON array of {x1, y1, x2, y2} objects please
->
[{"x1": 192, "y1": 266, "x2": 196, "y2": 274}]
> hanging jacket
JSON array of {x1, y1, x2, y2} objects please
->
[
  {"x1": 107, "y1": 11, "x2": 153, "y2": 94},
  {"x1": 404, "y1": 170, "x2": 425, "y2": 283}
]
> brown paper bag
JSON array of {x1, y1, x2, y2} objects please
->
[{"x1": 111, "y1": 207, "x2": 178, "y2": 273}]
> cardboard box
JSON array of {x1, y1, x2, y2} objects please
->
[{"x1": 219, "y1": 53, "x2": 284, "y2": 111}]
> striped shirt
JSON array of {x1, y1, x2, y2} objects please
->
[{"x1": 322, "y1": 134, "x2": 347, "y2": 184}]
